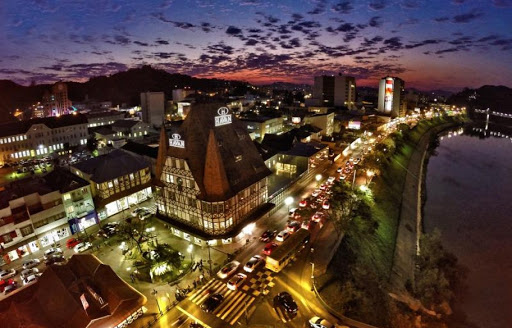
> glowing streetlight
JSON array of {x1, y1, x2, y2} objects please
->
[
  {"x1": 315, "y1": 174, "x2": 322, "y2": 182},
  {"x1": 187, "y1": 244, "x2": 193, "y2": 262},
  {"x1": 284, "y1": 196, "x2": 293, "y2": 211}
]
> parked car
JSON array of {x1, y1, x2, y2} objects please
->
[
  {"x1": 44, "y1": 254, "x2": 65, "y2": 266},
  {"x1": 21, "y1": 268, "x2": 39, "y2": 280},
  {"x1": 275, "y1": 291, "x2": 298, "y2": 315},
  {"x1": 131, "y1": 207, "x2": 150, "y2": 217},
  {"x1": 308, "y1": 316, "x2": 336, "y2": 328},
  {"x1": 43, "y1": 247, "x2": 63, "y2": 260},
  {"x1": 276, "y1": 230, "x2": 290, "y2": 243},
  {"x1": 288, "y1": 207, "x2": 298, "y2": 217},
  {"x1": 74, "y1": 242, "x2": 92, "y2": 253},
  {"x1": 243, "y1": 255, "x2": 264, "y2": 273},
  {"x1": 263, "y1": 242, "x2": 278, "y2": 256},
  {"x1": 217, "y1": 261, "x2": 240, "y2": 279},
  {"x1": 227, "y1": 273, "x2": 247, "y2": 291},
  {"x1": 259, "y1": 230, "x2": 277, "y2": 242},
  {"x1": 0, "y1": 278, "x2": 15, "y2": 292},
  {"x1": 3, "y1": 281, "x2": 17, "y2": 295},
  {"x1": 22, "y1": 259, "x2": 40, "y2": 270},
  {"x1": 0, "y1": 269, "x2": 16, "y2": 280},
  {"x1": 311, "y1": 212, "x2": 324, "y2": 223},
  {"x1": 286, "y1": 221, "x2": 301, "y2": 233},
  {"x1": 201, "y1": 293, "x2": 224, "y2": 313},
  {"x1": 23, "y1": 274, "x2": 39, "y2": 285},
  {"x1": 66, "y1": 238, "x2": 82, "y2": 249},
  {"x1": 98, "y1": 223, "x2": 118, "y2": 238}
]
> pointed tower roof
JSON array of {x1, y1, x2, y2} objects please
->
[
  {"x1": 155, "y1": 125, "x2": 169, "y2": 182},
  {"x1": 203, "y1": 129, "x2": 232, "y2": 200}
]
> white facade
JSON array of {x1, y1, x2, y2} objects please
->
[
  {"x1": 140, "y1": 92, "x2": 165, "y2": 128},
  {"x1": 377, "y1": 77, "x2": 405, "y2": 118}
]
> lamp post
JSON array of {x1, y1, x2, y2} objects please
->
[
  {"x1": 310, "y1": 247, "x2": 315, "y2": 292},
  {"x1": 315, "y1": 174, "x2": 322, "y2": 187},
  {"x1": 187, "y1": 244, "x2": 193, "y2": 262},
  {"x1": 151, "y1": 289, "x2": 163, "y2": 315},
  {"x1": 284, "y1": 196, "x2": 293, "y2": 211}
]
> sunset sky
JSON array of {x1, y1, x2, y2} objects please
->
[{"x1": 1, "y1": 0, "x2": 511, "y2": 91}]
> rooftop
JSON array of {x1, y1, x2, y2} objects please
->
[
  {"x1": 112, "y1": 119, "x2": 141, "y2": 129},
  {"x1": 121, "y1": 140, "x2": 159, "y2": 159},
  {"x1": 0, "y1": 114, "x2": 88, "y2": 138},
  {"x1": 85, "y1": 110, "x2": 125, "y2": 120},
  {"x1": 72, "y1": 149, "x2": 150, "y2": 183},
  {"x1": 0, "y1": 254, "x2": 146, "y2": 328}
]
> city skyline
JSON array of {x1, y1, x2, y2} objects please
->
[{"x1": 1, "y1": 0, "x2": 512, "y2": 91}]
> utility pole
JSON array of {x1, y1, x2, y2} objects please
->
[{"x1": 207, "y1": 244, "x2": 213, "y2": 276}]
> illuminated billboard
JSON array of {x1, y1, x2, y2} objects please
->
[
  {"x1": 384, "y1": 78, "x2": 394, "y2": 113},
  {"x1": 348, "y1": 120, "x2": 361, "y2": 130},
  {"x1": 291, "y1": 117, "x2": 301, "y2": 124},
  {"x1": 215, "y1": 107, "x2": 232, "y2": 126}
]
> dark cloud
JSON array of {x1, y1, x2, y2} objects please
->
[
  {"x1": 200, "y1": 22, "x2": 215, "y2": 33},
  {"x1": 492, "y1": 0, "x2": 512, "y2": 7},
  {"x1": 155, "y1": 39, "x2": 169, "y2": 45},
  {"x1": 226, "y1": 26, "x2": 243, "y2": 35},
  {"x1": 435, "y1": 47, "x2": 462, "y2": 54},
  {"x1": 361, "y1": 35, "x2": 384, "y2": 46},
  {"x1": 404, "y1": 39, "x2": 442, "y2": 49},
  {"x1": 308, "y1": 0, "x2": 327, "y2": 15},
  {"x1": 434, "y1": 16, "x2": 450, "y2": 22},
  {"x1": 400, "y1": 0, "x2": 422, "y2": 9},
  {"x1": 152, "y1": 13, "x2": 196, "y2": 29},
  {"x1": 134, "y1": 41, "x2": 149, "y2": 47},
  {"x1": 451, "y1": 0, "x2": 466, "y2": 4},
  {"x1": 368, "y1": 0, "x2": 387, "y2": 11},
  {"x1": 369, "y1": 16, "x2": 382, "y2": 27},
  {"x1": 452, "y1": 10, "x2": 484, "y2": 23},
  {"x1": 399, "y1": 18, "x2": 419, "y2": 26},
  {"x1": 245, "y1": 39, "x2": 258, "y2": 46},
  {"x1": 291, "y1": 13, "x2": 303, "y2": 21},
  {"x1": 206, "y1": 42, "x2": 234, "y2": 55},
  {"x1": 280, "y1": 37, "x2": 301, "y2": 49},
  {"x1": 331, "y1": 1, "x2": 354, "y2": 14},
  {"x1": 383, "y1": 37, "x2": 403, "y2": 50}
]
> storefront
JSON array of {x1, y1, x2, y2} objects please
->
[
  {"x1": 100, "y1": 187, "x2": 153, "y2": 220},
  {"x1": 1, "y1": 237, "x2": 40, "y2": 265},
  {"x1": 39, "y1": 226, "x2": 70, "y2": 248},
  {"x1": 68, "y1": 211, "x2": 99, "y2": 235}
]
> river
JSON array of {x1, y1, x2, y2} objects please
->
[{"x1": 423, "y1": 129, "x2": 512, "y2": 328}]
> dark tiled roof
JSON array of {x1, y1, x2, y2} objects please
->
[
  {"x1": 112, "y1": 119, "x2": 140, "y2": 129},
  {"x1": 0, "y1": 254, "x2": 146, "y2": 328},
  {"x1": 121, "y1": 140, "x2": 159, "y2": 159},
  {"x1": 281, "y1": 141, "x2": 328, "y2": 157},
  {"x1": 89, "y1": 125, "x2": 115, "y2": 136},
  {"x1": 261, "y1": 132, "x2": 297, "y2": 152},
  {"x1": 72, "y1": 149, "x2": 149, "y2": 183},
  {"x1": 85, "y1": 110, "x2": 125, "y2": 119},
  {"x1": 0, "y1": 114, "x2": 88, "y2": 138},
  {"x1": 157, "y1": 103, "x2": 271, "y2": 202}
]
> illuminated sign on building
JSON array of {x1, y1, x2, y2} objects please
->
[
  {"x1": 215, "y1": 107, "x2": 232, "y2": 126},
  {"x1": 384, "y1": 78, "x2": 394, "y2": 113},
  {"x1": 80, "y1": 294, "x2": 89, "y2": 310},
  {"x1": 169, "y1": 133, "x2": 185, "y2": 148},
  {"x1": 348, "y1": 121, "x2": 361, "y2": 130},
  {"x1": 291, "y1": 117, "x2": 301, "y2": 124}
]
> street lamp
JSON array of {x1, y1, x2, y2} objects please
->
[
  {"x1": 315, "y1": 174, "x2": 322, "y2": 182},
  {"x1": 187, "y1": 244, "x2": 193, "y2": 262},
  {"x1": 151, "y1": 289, "x2": 163, "y2": 315},
  {"x1": 284, "y1": 196, "x2": 293, "y2": 211}
]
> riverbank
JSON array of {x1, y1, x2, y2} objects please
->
[{"x1": 317, "y1": 115, "x2": 466, "y2": 327}]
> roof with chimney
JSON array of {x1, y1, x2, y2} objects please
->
[
  {"x1": 156, "y1": 103, "x2": 271, "y2": 202},
  {"x1": 0, "y1": 254, "x2": 146, "y2": 328}
]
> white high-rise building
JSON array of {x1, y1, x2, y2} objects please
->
[
  {"x1": 377, "y1": 77, "x2": 405, "y2": 118},
  {"x1": 140, "y1": 92, "x2": 165, "y2": 127}
]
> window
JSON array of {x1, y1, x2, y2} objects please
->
[
  {"x1": 63, "y1": 193, "x2": 71, "y2": 201},
  {"x1": 235, "y1": 155, "x2": 243, "y2": 162},
  {"x1": 20, "y1": 225, "x2": 34, "y2": 237}
]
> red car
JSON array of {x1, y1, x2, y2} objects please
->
[
  {"x1": 299, "y1": 199, "x2": 308, "y2": 207},
  {"x1": 263, "y1": 242, "x2": 278, "y2": 256},
  {"x1": 0, "y1": 279, "x2": 16, "y2": 293},
  {"x1": 311, "y1": 212, "x2": 324, "y2": 222},
  {"x1": 66, "y1": 238, "x2": 81, "y2": 249}
]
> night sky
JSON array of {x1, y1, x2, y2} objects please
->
[{"x1": 1, "y1": 0, "x2": 511, "y2": 90}]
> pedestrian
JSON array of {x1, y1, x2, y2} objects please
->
[
  {"x1": 130, "y1": 273, "x2": 135, "y2": 283},
  {"x1": 193, "y1": 280, "x2": 197, "y2": 289},
  {"x1": 199, "y1": 273, "x2": 204, "y2": 283}
]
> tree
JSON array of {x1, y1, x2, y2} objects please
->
[
  {"x1": 152, "y1": 244, "x2": 183, "y2": 270},
  {"x1": 325, "y1": 182, "x2": 355, "y2": 237},
  {"x1": 117, "y1": 216, "x2": 153, "y2": 258},
  {"x1": 86, "y1": 137, "x2": 98, "y2": 153}
]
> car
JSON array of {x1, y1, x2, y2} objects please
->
[
  {"x1": 288, "y1": 208, "x2": 298, "y2": 217},
  {"x1": 21, "y1": 268, "x2": 39, "y2": 280},
  {"x1": 74, "y1": 242, "x2": 92, "y2": 253},
  {"x1": 259, "y1": 230, "x2": 277, "y2": 242},
  {"x1": 3, "y1": 282, "x2": 17, "y2": 295},
  {"x1": 319, "y1": 184, "x2": 327, "y2": 191},
  {"x1": 299, "y1": 199, "x2": 308, "y2": 207},
  {"x1": 339, "y1": 174, "x2": 346, "y2": 180},
  {"x1": 301, "y1": 219, "x2": 314, "y2": 230},
  {"x1": 311, "y1": 212, "x2": 324, "y2": 222},
  {"x1": 286, "y1": 220, "x2": 301, "y2": 233},
  {"x1": 275, "y1": 291, "x2": 298, "y2": 315},
  {"x1": 354, "y1": 157, "x2": 361, "y2": 164},
  {"x1": 23, "y1": 274, "x2": 39, "y2": 285},
  {"x1": 336, "y1": 167, "x2": 342, "y2": 173},
  {"x1": 308, "y1": 316, "x2": 336, "y2": 328},
  {"x1": 311, "y1": 189, "x2": 321, "y2": 197},
  {"x1": 22, "y1": 259, "x2": 40, "y2": 270},
  {"x1": 310, "y1": 201, "x2": 319, "y2": 209},
  {"x1": 98, "y1": 223, "x2": 118, "y2": 238},
  {"x1": 243, "y1": 255, "x2": 265, "y2": 273},
  {"x1": 66, "y1": 237, "x2": 82, "y2": 249},
  {"x1": 131, "y1": 207, "x2": 150, "y2": 217},
  {"x1": 43, "y1": 247, "x2": 63, "y2": 260},
  {"x1": 327, "y1": 176, "x2": 335, "y2": 184},
  {"x1": 276, "y1": 230, "x2": 290, "y2": 243},
  {"x1": 227, "y1": 273, "x2": 247, "y2": 291},
  {"x1": 322, "y1": 200, "x2": 330, "y2": 210},
  {"x1": 201, "y1": 293, "x2": 224, "y2": 313},
  {"x1": 44, "y1": 254, "x2": 65, "y2": 266},
  {"x1": 217, "y1": 261, "x2": 240, "y2": 279},
  {"x1": 0, "y1": 269, "x2": 16, "y2": 280},
  {"x1": 263, "y1": 242, "x2": 278, "y2": 256}
]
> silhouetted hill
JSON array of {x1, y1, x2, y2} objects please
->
[
  {"x1": 448, "y1": 85, "x2": 512, "y2": 113},
  {"x1": 0, "y1": 66, "x2": 249, "y2": 121}
]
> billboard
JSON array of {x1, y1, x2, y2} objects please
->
[
  {"x1": 384, "y1": 78, "x2": 394, "y2": 113},
  {"x1": 291, "y1": 117, "x2": 301, "y2": 124},
  {"x1": 348, "y1": 120, "x2": 361, "y2": 130}
]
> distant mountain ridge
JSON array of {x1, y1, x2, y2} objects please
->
[{"x1": 448, "y1": 85, "x2": 512, "y2": 113}]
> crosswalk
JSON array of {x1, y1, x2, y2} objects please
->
[
  {"x1": 188, "y1": 279, "x2": 256, "y2": 326},
  {"x1": 273, "y1": 305, "x2": 298, "y2": 323}
]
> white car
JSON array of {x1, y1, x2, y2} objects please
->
[
  {"x1": 131, "y1": 207, "x2": 150, "y2": 217},
  {"x1": 22, "y1": 259, "x2": 40, "y2": 270},
  {"x1": 311, "y1": 189, "x2": 321, "y2": 197},
  {"x1": 217, "y1": 261, "x2": 240, "y2": 279},
  {"x1": 74, "y1": 242, "x2": 92, "y2": 253},
  {"x1": 0, "y1": 269, "x2": 16, "y2": 280},
  {"x1": 276, "y1": 230, "x2": 290, "y2": 243},
  {"x1": 309, "y1": 316, "x2": 336, "y2": 328},
  {"x1": 227, "y1": 273, "x2": 247, "y2": 291},
  {"x1": 44, "y1": 247, "x2": 63, "y2": 260},
  {"x1": 23, "y1": 274, "x2": 39, "y2": 285},
  {"x1": 243, "y1": 255, "x2": 264, "y2": 273},
  {"x1": 327, "y1": 176, "x2": 335, "y2": 184},
  {"x1": 21, "y1": 268, "x2": 39, "y2": 280}
]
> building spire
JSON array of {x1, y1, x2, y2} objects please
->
[
  {"x1": 155, "y1": 125, "x2": 168, "y2": 181},
  {"x1": 203, "y1": 129, "x2": 231, "y2": 200}
]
